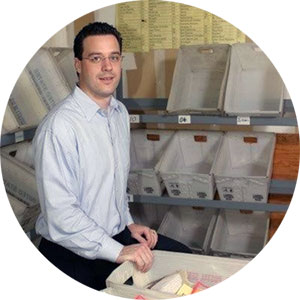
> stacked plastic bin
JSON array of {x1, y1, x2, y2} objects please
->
[
  {"x1": 158, "y1": 130, "x2": 223, "y2": 200},
  {"x1": 224, "y1": 43, "x2": 284, "y2": 116},
  {"x1": 128, "y1": 129, "x2": 175, "y2": 196},
  {"x1": 212, "y1": 131, "x2": 276, "y2": 203},
  {"x1": 167, "y1": 44, "x2": 231, "y2": 114}
]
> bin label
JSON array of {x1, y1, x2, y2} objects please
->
[
  {"x1": 127, "y1": 194, "x2": 134, "y2": 203},
  {"x1": 178, "y1": 115, "x2": 191, "y2": 124},
  {"x1": 253, "y1": 194, "x2": 264, "y2": 201},
  {"x1": 144, "y1": 187, "x2": 154, "y2": 194},
  {"x1": 15, "y1": 131, "x2": 25, "y2": 143},
  {"x1": 129, "y1": 114, "x2": 140, "y2": 123},
  {"x1": 171, "y1": 189, "x2": 181, "y2": 196},
  {"x1": 224, "y1": 194, "x2": 234, "y2": 201},
  {"x1": 197, "y1": 192, "x2": 207, "y2": 199},
  {"x1": 223, "y1": 187, "x2": 233, "y2": 193},
  {"x1": 169, "y1": 182, "x2": 179, "y2": 188},
  {"x1": 237, "y1": 116, "x2": 250, "y2": 125}
]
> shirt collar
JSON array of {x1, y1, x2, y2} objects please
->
[{"x1": 72, "y1": 86, "x2": 121, "y2": 121}]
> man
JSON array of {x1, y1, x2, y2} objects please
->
[{"x1": 33, "y1": 22, "x2": 191, "y2": 291}]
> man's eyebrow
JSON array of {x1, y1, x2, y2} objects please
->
[{"x1": 87, "y1": 51, "x2": 121, "y2": 57}]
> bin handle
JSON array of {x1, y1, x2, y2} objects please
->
[
  {"x1": 243, "y1": 137, "x2": 257, "y2": 143},
  {"x1": 199, "y1": 48, "x2": 214, "y2": 54},
  {"x1": 194, "y1": 135, "x2": 207, "y2": 142},
  {"x1": 147, "y1": 134, "x2": 160, "y2": 141},
  {"x1": 106, "y1": 261, "x2": 135, "y2": 285}
]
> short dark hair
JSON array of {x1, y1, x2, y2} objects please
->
[{"x1": 73, "y1": 22, "x2": 122, "y2": 60}]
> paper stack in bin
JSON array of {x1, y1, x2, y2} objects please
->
[
  {"x1": 106, "y1": 250, "x2": 248, "y2": 299},
  {"x1": 212, "y1": 131, "x2": 275, "y2": 203},
  {"x1": 224, "y1": 43, "x2": 284, "y2": 116},
  {"x1": 158, "y1": 206, "x2": 218, "y2": 254},
  {"x1": 209, "y1": 209, "x2": 269, "y2": 258},
  {"x1": 158, "y1": 130, "x2": 223, "y2": 199},
  {"x1": 128, "y1": 129, "x2": 175, "y2": 196},
  {"x1": 167, "y1": 44, "x2": 230, "y2": 114}
]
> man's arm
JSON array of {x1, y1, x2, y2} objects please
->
[{"x1": 34, "y1": 128, "x2": 123, "y2": 262}]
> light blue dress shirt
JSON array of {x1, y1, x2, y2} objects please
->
[{"x1": 33, "y1": 86, "x2": 134, "y2": 262}]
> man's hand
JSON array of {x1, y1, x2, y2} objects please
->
[
  {"x1": 128, "y1": 223, "x2": 158, "y2": 249},
  {"x1": 116, "y1": 243, "x2": 153, "y2": 272}
]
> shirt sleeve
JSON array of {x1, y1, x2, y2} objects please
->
[{"x1": 34, "y1": 126, "x2": 123, "y2": 262}]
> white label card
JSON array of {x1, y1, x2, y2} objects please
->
[
  {"x1": 178, "y1": 115, "x2": 191, "y2": 124},
  {"x1": 129, "y1": 114, "x2": 140, "y2": 123},
  {"x1": 127, "y1": 194, "x2": 134, "y2": 203},
  {"x1": 237, "y1": 116, "x2": 250, "y2": 125},
  {"x1": 15, "y1": 131, "x2": 24, "y2": 143}
]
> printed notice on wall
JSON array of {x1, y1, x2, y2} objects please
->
[
  {"x1": 179, "y1": 4, "x2": 212, "y2": 45},
  {"x1": 149, "y1": 1, "x2": 180, "y2": 49},
  {"x1": 211, "y1": 15, "x2": 245, "y2": 44},
  {"x1": 116, "y1": 1, "x2": 149, "y2": 52},
  {"x1": 116, "y1": 0, "x2": 246, "y2": 52}
]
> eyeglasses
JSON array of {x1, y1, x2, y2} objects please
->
[{"x1": 82, "y1": 54, "x2": 123, "y2": 64}]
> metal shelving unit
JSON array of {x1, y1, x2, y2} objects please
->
[
  {"x1": 129, "y1": 179, "x2": 295, "y2": 212},
  {"x1": 121, "y1": 98, "x2": 296, "y2": 126},
  {"x1": 0, "y1": 100, "x2": 296, "y2": 147},
  {"x1": 114, "y1": 89, "x2": 296, "y2": 212},
  {"x1": 1, "y1": 93, "x2": 297, "y2": 213}
]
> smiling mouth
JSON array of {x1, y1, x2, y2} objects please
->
[{"x1": 99, "y1": 76, "x2": 114, "y2": 81}]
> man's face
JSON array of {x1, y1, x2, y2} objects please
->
[{"x1": 75, "y1": 34, "x2": 122, "y2": 103}]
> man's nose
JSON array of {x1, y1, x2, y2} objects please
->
[{"x1": 101, "y1": 58, "x2": 113, "y2": 71}]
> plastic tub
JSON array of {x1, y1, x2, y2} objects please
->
[
  {"x1": 49, "y1": 47, "x2": 78, "y2": 90},
  {"x1": 209, "y1": 209, "x2": 269, "y2": 258},
  {"x1": 158, "y1": 130, "x2": 223, "y2": 199},
  {"x1": 158, "y1": 206, "x2": 218, "y2": 254},
  {"x1": 128, "y1": 129, "x2": 175, "y2": 196},
  {"x1": 106, "y1": 250, "x2": 248, "y2": 299},
  {"x1": 26, "y1": 47, "x2": 71, "y2": 111},
  {"x1": 212, "y1": 131, "x2": 275, "y2": 203},
  {"x1": 167, "y1": 44, "x2": 230, "y2": 114},
  {"x1": 224, "y1": 43, "x2": 284, "y2": 116}
]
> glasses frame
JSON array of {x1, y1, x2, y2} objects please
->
[{"x1": 82, "y1": 53, "x2": 123, "y2": 64}]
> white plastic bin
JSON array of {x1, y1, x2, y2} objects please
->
[
  {"x1": 1, "y1": 141, "x2": 34, "y2": 168},
  {"x1": 102, "y1": 287, "x2": 160, "y2": 299},
  {"x1": 224, "y1": 43, "x2": 284, "y2": 116},
  {"x1": 158, "y1": 130, "x2": 223, "y2": 199},
  {"x1": 7, "y1": 193, "x2": 40, "y2": 233},
  {"x1": 49, "y1": 47, "x2": 78, "y2": 90},
  {"x1": 212, "y1": 131, "x2": 275, "y2": 203},
  {"x1": 9, "y1": 69, "x2": 48, "y2": 126},
  {"x1": 158, "y1": 206, "x2": 218, "y2": 254},
  {"x1": 167, "y1": 44, "x2": 230, "y2": 114},
  {"x1": 1, "y1": 151, "x2": 38, "y2": 206},
  {"x1": 106, "y1": 250, "x2": 248, "y2": 299},
  {"x1": 1, "y1": 105, "x2": 19, "y2": 134},
  {"x1": 26, "y1": 47, "x2": 71, "y2": 111},
  {"x1": 209, "y1": 209, "x2": 269, "y2": 258},
  {"x1": 128, "y1": 130, "x2": 175, "y2": 196},
  {"x1": 129, "y1": 203, "x2": 170, "y2": 231}
]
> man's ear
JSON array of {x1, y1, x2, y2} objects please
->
[{"x1": 74, "y1": 58, "x2": 81, "y2": 75}]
